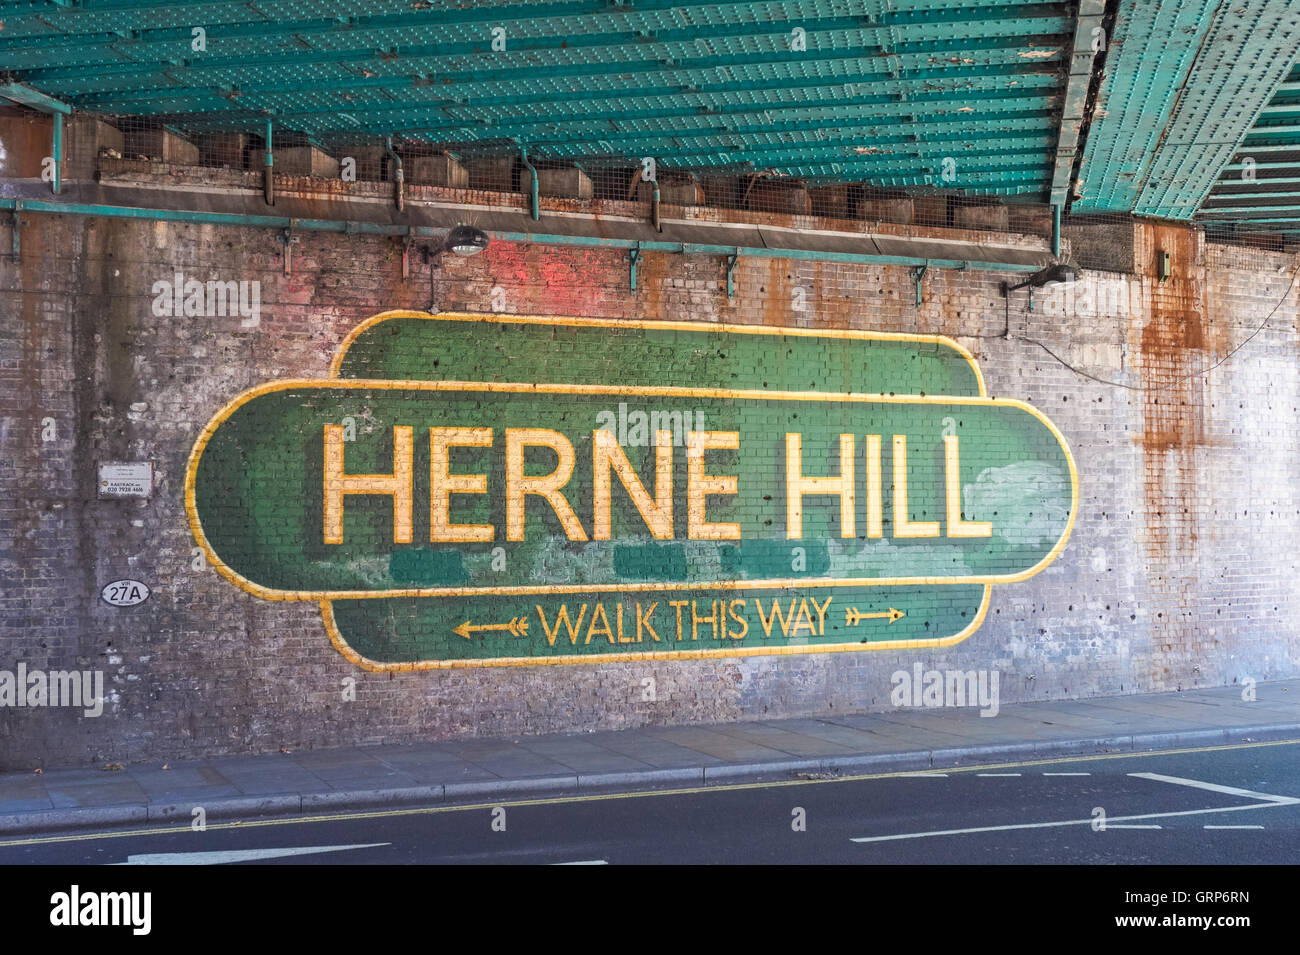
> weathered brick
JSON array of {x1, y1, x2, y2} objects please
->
[{"x1": 0, "y1": 202, "x2": 1295, "y2": 770}]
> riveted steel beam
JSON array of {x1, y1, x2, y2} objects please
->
[
  {"x1": 1049, "y1": 0, "x2": 1104, "y2": 207},
  {"x1": 0, "y1": 82, "x2": 71, "y2": 114}
]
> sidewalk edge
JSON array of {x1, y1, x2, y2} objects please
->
[{"x1": 4, "y1": 723, "x2": 1299, "y2": 837}]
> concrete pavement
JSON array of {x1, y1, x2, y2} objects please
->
[{"x1": 2, "y1": 679, "x2": 1298, "y2": 835}]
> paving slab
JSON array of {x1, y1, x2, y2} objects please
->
[
  {"x1": 577, "y1": 735, "x2": 731, "y2": 769},
  {"x1": 303, "y1": 765, "x2": 421, "y2": 788},
  {"x1": 127, "y1": 767, "x2": 227, "y2": 793},
  {"x1": 525, "y1": 750, "x2": 657, "y2": 774},
  {"x1": 756, "y1": 720, "x2": 895, "y2": 750},
  {"x1": 644, "y1": 728, "x2": 797, "y2": 762},
  {"x1": 0, "y1": 796, "x2": 55, "y2": 813},
  {"x1": 45, "y1": 780, "x2": 149, "y2": 808},
  {"x1": 707, "y1": 725, "x2": 860, "y2": 758}
]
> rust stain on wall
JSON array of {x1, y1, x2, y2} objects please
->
[
  {"x1": 636, "y1": 248, "x2": 665, "y2": 322},
  {"x1": 1137, "y1": 225, "x2": 1208, "y2": 456},
  {"x1": 761, "y1": 258, "x2": 787, "y2": 327},
  {"x1": 1133, "y1": 222, "x2": 1218, "y2": 688}
]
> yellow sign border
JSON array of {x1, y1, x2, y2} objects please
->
[
  {"x1": 185, "y1": 377, "x2": 1078, "y2": 599},
  {"x1": 319, "y1": 586, "x2": 993, "y2": 671},
  {"x1": 327, "y1": 310, "x2": 990, "y2": 396},
  {"x1": 183, "y1": 311, "x2": 1076, "y2": 668}
]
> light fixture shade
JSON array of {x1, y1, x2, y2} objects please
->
[
  {"x1": 446, "y1": 225, "x2": 490, "y2": 256},
  {"x1": 1035, "y1": 263, "x2": 1078, "y2": 287}
]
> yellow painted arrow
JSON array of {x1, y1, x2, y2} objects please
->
[
  {"x1": 453, "y1": 617, "x2": 529, "y2": 640},
  {"x1": 844, "y1": 607, "x2": 905, "y2": 626}
]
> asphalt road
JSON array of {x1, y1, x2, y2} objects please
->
[{"x1": 2, "y1": 739, "x2": 1297, "y2": 865}]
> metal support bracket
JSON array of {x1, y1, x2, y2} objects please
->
[
  {"x1": 51, "y1": 112, "x2": 62, "y2": 195},
  {"x1": 726, "y1": 249, "x2": 739, "y2": 298},
  {"x1": 9, "y1": 200, "x2": 21, "y2": 258},
  {"x1": 629, "y1": 244, "x2": 640, "y2": 292},
  {"x1": 263, "y1": 119, "x2": 275, "y2": 207},
  {"x1": 278, "y1": 220, "x2": 299, "y2": 275},
  {"x1": 913, "y1": 262, "x2": 928, "y2": 306}
]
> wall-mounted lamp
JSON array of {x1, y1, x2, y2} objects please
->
[
  {"x1": 444, "y1": 224, "x2": 490, "y2": 257},
  {"x1": 999, "y1": 263, "x2": 1078, "y2": 296},
  {"x1": 424, "y1": 225, "x2": 491, "y2": 307},
  {"x1": 997, "y1": 262, "x2": 1077, "y2": 315},
  {"x1": 999, "y1": 263, "x2": 1078, "y2": 313}
]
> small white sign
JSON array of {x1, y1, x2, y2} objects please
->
[
  {"x1": 99, "y1": 462, "x2": 153, "y2": 498},
  {"x1": 101, "y1": 579, "x2": 150, "y2": 606}
]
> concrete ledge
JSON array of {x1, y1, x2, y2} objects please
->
[
  {"x1": 302, "y1": 785, "x2": 445, "y2": 811},
  {"x1": 147, "y1": 794, "x2": 301, "y2": 823},
  {"x1": 576, "y1": 768, "x2": 704, "y2": 789},
  {"x1": 1220, "y1": 723, "x2": 1300, "y2": 742},
  {"x1": 0, "y1": 805, "x2": 147, "y2": 834},
  {"x1": 820, "y1": 751, "x2": 933, "y2": 775},
  {"x1": 1133, "y1": 724, "x2": 1300, "y2": 751},
  {"x1": 931, "y1": 740, "x2": 1042, "y2": 769},
  {"x1": 704, "y1": 759, "x2": 825, "y2": 783},
  {"x1": 443, "y1": 774, "x2": 580, "y2": 801},
  {"x1": 1030, "y1": 736, "x2": 1134, "y2": 759}
]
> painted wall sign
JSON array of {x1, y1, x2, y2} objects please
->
[
  {"x1": 98, "y1": 462, "x2": 154, "y2": 498},
  {"x1": 101, "y1": 579, "x2": 151, "y2": 607},
  {"x1": 186, "y1": 312, "x2": 1077, "y2": 669}
]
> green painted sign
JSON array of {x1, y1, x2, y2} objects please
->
[{"x1": 186, "y1": 312, "x2": 1077, "y2": 669}]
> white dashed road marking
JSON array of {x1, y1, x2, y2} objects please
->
[
  {"x1": 851, "y1": 771, "x2": 1299, "y2": 844},
  {"x1": 1103, "y1": 825, "x2": 1162, "y2": 829},
  {"x1": 110, "y1": 843, "x2": 390, "y2": 865},
  {"x1": 1127, "y1": 772, "x2": 1300, "y2": 804},
  {"x1": 1204, "y1": 825, "x2": 1265, "y2": 830}
]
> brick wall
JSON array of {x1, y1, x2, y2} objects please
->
[{"x1": 2, "y1": 209, "x2": 1298, "y2": 768}]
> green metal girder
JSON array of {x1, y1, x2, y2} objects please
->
[
  {"x1": 1049, "y1": 0, "x2": 1103, "y2": 206},
  {"x1": 1076, "y1": 0, "x2": 1300, "y2": 220},
  {"x1": 1203, "y1": 194, "x2": 1300, "y2": 207},
  {"x1": 0, "y1": 8, "x2": 1068, "y2": 62},
  {"x1": 74, "y1": 57, "x2": 1059, "y2": 113},
  {"x1": 1200, "y1": 213, "x2": 1300, "y2": 222},
  {"x1": 1194, "y1": 203, "x2": 1300, "y2": 214},
  {"x1": 1197, "y1": 59, "x2": 1300, "y2": 228},
  {"x1": 116, "y1": 81, "x2": 1058, "y2": 132},
  {"x1": 0, "y1": 0, "x2": 1083, "y2": 203},
  {"x1": 497, "y1": 130, "x2": 1060, "y2": 165},
  {"x1": 0, "y1": 81, "x2": 72, "y2": 114},
  {"x1": 1072, "y1": 0, "x2": 1220, "y2": 213},
  {"x1": 1212, "y1": 178, "x2": 1300, "y2": 189},
  {"x1": 262, "y1": 112, "x2": 1059, "y2": 154},
  {"x1": 21, "y1": 33, "x2": 1065, "y2": 91},
  {"x1": 0, "y1": 0, "x2": 1057, "y2": 40}
]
